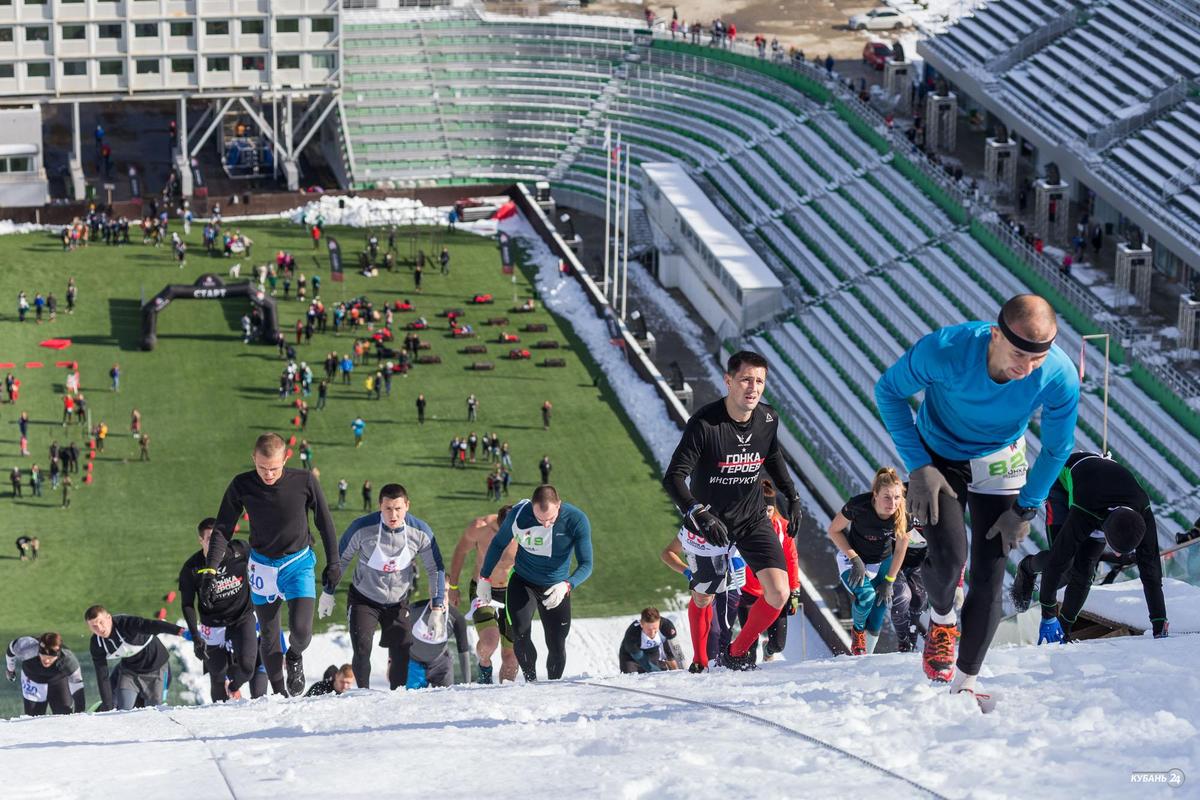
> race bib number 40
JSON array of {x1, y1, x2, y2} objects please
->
[
  {"x1": 969, "y1": 438, "x2": 1028, "y2": 495},
  {"x1": 247, "y1": 561, "x2": 280, "y2": 599}
]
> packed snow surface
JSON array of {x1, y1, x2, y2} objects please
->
[{"x1": 1, "y1": 632, "x2": 1196, "y2": 799}]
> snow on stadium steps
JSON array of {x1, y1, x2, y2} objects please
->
[{"x1": 1, "y1": 632, "x2": 1196, "y2": 799}]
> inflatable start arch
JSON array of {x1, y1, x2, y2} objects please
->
[{"x1": 140, "y1": 273, "x2": 280, "y2": 351}]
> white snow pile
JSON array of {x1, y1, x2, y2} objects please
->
[
  {"x1": 0, "y1": 220, "x2": 53, "y2": 236},
  {"x1": 2, "y1": 633, "x2": 1196, "y2": 798},
  {"x1": 289, "y1": 194, "x2": 448, "y2": 229}
]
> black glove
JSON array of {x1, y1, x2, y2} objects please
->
[
  {"x1": 193, "y1": 640, "x2": 207, "y2": 662},
  {"x1": 322, "y1": 562, "x2": 342, "y2": 592},
  {"x1": 846, "y1": 555, "x2": 867, "y2": 589},
  {"x1": 787, "y1": 590, "x2": 801, "y2": 616},
  {"x1": 1153, "y1": 619, "x2": 1169, "y2": 638},
  {"x1": 196, "y1": 568, "x2": 218, "y2": 607},
  {"x1": 786, "y1": 495, "x2": 803, "y2": 538},
  {"x1": 686, "y1": 504, "x2": 730, "y2": 548},
  {"x1": 1176, "y1": 528, "x2": 1200, "y2": 545},
  {"x1": 874, "y1": 579, "x2": 894, "y2": 608}
]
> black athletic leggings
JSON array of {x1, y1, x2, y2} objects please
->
[
  {"x1": 348, "y1": 597, "x2": 411, "y2": 690},
  {"x1": 22, "y1": 676, "x2": 82, "y2": 717},
  {"x1": 924, "y1": 452, "x2": 1012, "y2": 676},
  {"x1": 205, "y1": 614, "x2": 260, "y2": 701},
  {"x1": 890, "y1": 563, "x2": 928, "y2": 642},
  {"x1": 255, "y1": 597, "x2": 314, "y2": 692},
  {"x1": 506, "y1": 571, "x2": 571, "y2": 681}
]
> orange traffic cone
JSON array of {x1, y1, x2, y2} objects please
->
[
  {"x1": 156, "y1": 608, "x2": 167, "y2": 620},
  {"x1": 165, "y1": 591, "x2": 177, "y2": 603}
]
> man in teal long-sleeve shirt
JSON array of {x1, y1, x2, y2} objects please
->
[
  {"x1": 875, "y1": 294, "x2": 1078, "y2": 702},
  {"x1": 479, "y1": 484, "x2": 592, "y2": 681}
]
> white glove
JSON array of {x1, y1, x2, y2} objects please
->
[
  {"x1": 476, "y1": 578, "x2": 492, "y2": 605},
  {"x1": 953, "y1": 585, "x2": 965, "y2": 612},
  {"x1": 543, "y1": 581, "x2": 571, "y2": 610},
  {"x1": 318, "y1": 591, "x2": 335, "y2": 619},
  {"x1": 427, "y1": 606, "x2": 447, "y2": 641}
]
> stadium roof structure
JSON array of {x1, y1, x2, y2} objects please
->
[
  {"x1": 919, "y1": 0, "x2": 1200, "y2": 268},
  {"x1": 641, "y1": 161, "x2": 783, "y2": 294}
]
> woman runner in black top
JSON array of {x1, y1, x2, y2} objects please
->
[
  {"x1": 5, "y1": 632, "x2": 85, "y2": 716},
  {"x1": 827, "y1": 467, "x2": 912, "y2": 655},
  {"x1": 180, "y1": 517, "x2": 259, "y2": 701},
  {"x1": 663, "y1": 351, "x2": 804, "y2": 670}
]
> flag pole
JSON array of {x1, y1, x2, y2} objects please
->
[
  {"x1": 621, "y1": 143, "x2": 631, "y2": 322},
  {"x1": 611, "y1": 133, "x2": 622, "y2": 307},
  {"x1": 1082, "y1": 333, "x2": 1110, "y2": 453},
  {"x1": 602, "y1": 125, "x2": 612, "y2": 305}
]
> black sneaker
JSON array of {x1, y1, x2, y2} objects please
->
[
  {"x1": 687, "y1": 662, "x2": 706, "y2": 674},
  {"x1": 285, "y1": 652, "x2": 305, "y2": 697},
  {"x1": 478, "y1": 664, "x2": 494, "y2": 685},
  {"x1": 1010, "y1": 556, "x2": 1037, "y2": 613},
  {"x1": 722, "y1": 645, "x2": 757, "y2": 672}
]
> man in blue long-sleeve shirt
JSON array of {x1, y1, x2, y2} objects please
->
[
  {"x1": 478, "y1": 484, "x2": 592, "y2": 681},
  {"x1": 875, "y1": 294, "x2": 1078, "y2": 701}
]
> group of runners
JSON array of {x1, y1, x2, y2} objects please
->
[{"x1": 6, "y1": 292, "x2": 1172, "y2": 716}]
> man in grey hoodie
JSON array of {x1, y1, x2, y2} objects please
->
[{"x1": 319, "y1": 483, "x2": 446, "y2": 689}]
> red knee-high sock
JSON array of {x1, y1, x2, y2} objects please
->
[
  {"x1": 688, "y1": 599, "x2": 712, "y2": 666},
  {"x1": 731, "y1": 596, "x2": 781, "y2": 657}
]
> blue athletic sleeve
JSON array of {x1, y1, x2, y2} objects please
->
[
  {"x1": 1018, "y1": 370, "x2": 1079, "y2": 508},
  {"x1": 567, "y1": 511, "x2": 593, "y2": 589},
  {"x1": 875, "y1": 330, "x2": 953, "y2": 473},
  {"x1": 481, "y1": 515, "x2": 515, "y2": 578}
]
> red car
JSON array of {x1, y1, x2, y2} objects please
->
[{"x1": 863, "y1": 41, "x2": 891, "y2": 70}]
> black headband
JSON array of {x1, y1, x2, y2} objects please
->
[{"x1": 997, "y1": 312, "x2": 1054, "y2": 354}]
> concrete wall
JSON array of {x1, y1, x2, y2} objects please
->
[{"x1": 0, "y1": 104, "x2": 47, "y2": 207}]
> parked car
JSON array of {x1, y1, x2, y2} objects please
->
[
  {"x1": 849, "y1": 8, "x2": 913, "y2": 30},
  {"x1": 862, "y1": 41, "x2": 892, "y2": 69}
]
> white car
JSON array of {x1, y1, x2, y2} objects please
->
[{"x1": 849, "y1": 8, "x2": 914, "y2": 30}]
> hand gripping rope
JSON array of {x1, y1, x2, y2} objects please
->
[{"x1": 562, "y1": 678, "x2": 950, "y2": 800}]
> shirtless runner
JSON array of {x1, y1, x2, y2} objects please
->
[{"x1": 447, "y1": 505, "x2": 516, "y2": 683}]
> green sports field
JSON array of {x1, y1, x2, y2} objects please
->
[{"x1": 0, "y1": 217, "x2": 679, "y2": 716}]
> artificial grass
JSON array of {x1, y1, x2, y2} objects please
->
[{"x1": 0, "y1": 219, "x2": 679, "y2": 716}]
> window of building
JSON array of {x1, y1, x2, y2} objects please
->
[
  {"x1": 241, "y1": 19, "x2": 264, "y2": 35},
  {"x1": 0, "y1": 64, "x2": 13, "y2": 78},
  {"x1": 0, "y1": 29, "x2": 11, "y2": 43},
  {"x1": 205, "y1": 21, "x2": 229, "y2": 36},
  {"x1": 241, "y1": 54, "x2": 265, "y2": 70},
  {"x1": 276, "y1": 18, "x2": 300, "y2": 34},
  {"x1": 206, "y1": 56, "x2": 229, "y2": 72},
  {"x1": 311, "y1": 53, "x2": 335, "y2": 70},
  {"x1": 62, "y1": 60, "x2": 86, "y2": 75},
  {"x1": 98, "y1": 24, "x2": 122, "y2": 39},
  {"x1": 0, "y1": 156, "x2": 33, "y2": 172},
  {"x1": 169, "y1": 22, "x2": 193, "y2": 37},
  {"x1": 61, "y1": 25, "x2": 85, "y2": 40},
  {"x1": 27, "y1": 61, "x2": 50, "y2": 77},
  {"x1": 99, "y1": 60, "x2": 122, "y2": 75},
  {"x1": 276, "y1": 54, "x2": 300, "y2": 69},
  {"x1": 24, "y1": 0, "x2": 47, "y2": 6},
  {"x1": 170, "y1": 57, "x2": 194, "y2": 73},
  {"x1": 134, "y1": 23, "x2": 157, "y2": 38},
  {"x1": 311, "y1": 17, "x2": 334, "y2": 33},
  {"x1": 25, "y1": 26, "x2": 49, "y2": 42},
  {"x1": 136, "y1": 59, "x2": 159, "y2": 74}
]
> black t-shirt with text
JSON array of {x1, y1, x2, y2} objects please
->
[
  {"x1": 663, "y1": 399, "x2": 796, "y2": 533},
  {"x1": 179, "y1": 539, "x2": 253, "y2": 628}
]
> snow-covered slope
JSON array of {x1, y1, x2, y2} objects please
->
[{"x1": 2, "y1": 633, "x2": 1195, "y2": 799}]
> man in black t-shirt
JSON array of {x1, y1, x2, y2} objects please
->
[
  {"x1": 663, "y1": 351, "x2": 804, "y2": 670},
  {"x1": 205, "y1": 433, "x2": 339, "y2": 697},
  {"x1": 85, "y1": 606, "x2": 184, "y2": 711},
  {"x1": 1010, "y1": 452, "x2": 1168, "y2": 641},
  {"x1": 180, "y1": 517, "x2": 259, "y2": 702}
]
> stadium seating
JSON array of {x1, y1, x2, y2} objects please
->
[
  {"x1": 1104, "y1": 99, "x2": 1200, "y2": 233},
  {"x1": 338, "y1": 10, "x2": 1200, "y2": 550}
]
